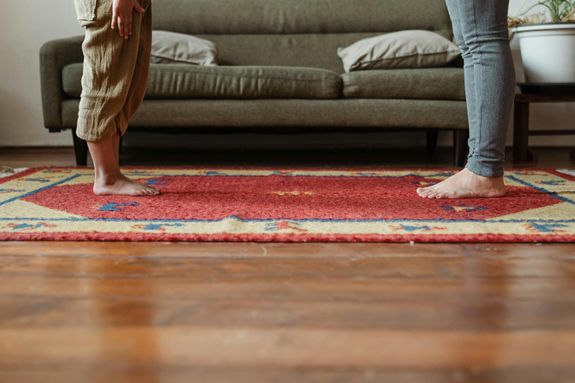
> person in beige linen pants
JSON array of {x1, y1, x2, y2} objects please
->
[{"x1": 74, "y1": 0, "x2": 159, "y2": 196}]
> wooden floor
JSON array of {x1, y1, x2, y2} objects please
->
[{"x1": 0, "y1": 146, "x2": 574, "y2": 383}]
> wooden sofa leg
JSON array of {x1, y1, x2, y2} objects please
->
[
  {"x1": 426, "y1": 130, "x2": 439, "y2": 160},
  {"x1": 72, "y1": 129, "x2": 88, "y2": 166},
  {"x1": 117, "y1": 135, "x2": 125, "y2": 165},
  {"x1": 453, "y1": 130, "x2": 469, "y2": 167}
]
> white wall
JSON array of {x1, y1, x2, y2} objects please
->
[
  {"x1": 0, "y1": 0, "x2": 82, "y2": 146},
  {"x1": 0, "y1": 0, "x2": 573, "y2": 147}
]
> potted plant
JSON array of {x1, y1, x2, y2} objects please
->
[{"x1": 508, "y1": 0, "x2": 575, "y2": 83}]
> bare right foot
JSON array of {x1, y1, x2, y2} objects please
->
[
  {"x1": 416, "y1": 168, "x2": 506, "y2": 199},
  {"x1": 93, "y1": 174, "x2": 160, "y2": 196}
]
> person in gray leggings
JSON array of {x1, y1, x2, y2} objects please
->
[{"x1": 417, "y1": 0, "x2": 516, "y2": 199}]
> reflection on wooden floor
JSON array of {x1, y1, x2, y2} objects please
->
[{"x1": 0, "y1": 147, "x2": 574, "y2": 383}]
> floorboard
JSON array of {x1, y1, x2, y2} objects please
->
[{"x1": 0, "y1": 147, "x2": 574, "y2": 383}]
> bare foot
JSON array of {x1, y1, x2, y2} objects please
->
[
  {"x1": 86, "y1": 133, "x2": 160, "y2": 196},
  {"x1": 416, "y1": 168, "x2": 505, "y2": 199},
  {"x1": 93, "y1": 174, "x2": 160, "y2": 196}
]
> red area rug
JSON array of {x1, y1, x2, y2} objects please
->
[{"x1": 1, "y1": 167, "x2": 574, "y2": 242}]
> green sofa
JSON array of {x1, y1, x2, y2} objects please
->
[{"x1": 40, "y1": 0, "x2": 469, "y2": 166}]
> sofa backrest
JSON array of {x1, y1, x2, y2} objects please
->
[{"x1": 153, "y1": 0, "x2": 453, "y2": 73}]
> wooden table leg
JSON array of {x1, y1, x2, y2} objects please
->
[{"x1": 513, "y1": 98, "x2": 530, "y2": 163}]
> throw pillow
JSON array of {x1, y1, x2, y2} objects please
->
[
  {"x1": 337, "y1": 30, "x2": 460, "y2": 72},
  {"x1": 151, "y1": 30, "x2": 219, "y2": 65}
]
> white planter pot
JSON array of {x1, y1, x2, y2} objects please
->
[{"x1": 511, "y1": 23, "x2": 575, "y2": 84}]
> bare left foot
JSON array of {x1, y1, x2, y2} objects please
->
[
  {"x1": 86, "y1": 133, "x2": 160, "y2": 197},
  {"x1": 93, "y1": 173, "x2": 160, "y2": 196},
  {"x1": 416, "y1": 168, "x2": 506, "y2": 199}
]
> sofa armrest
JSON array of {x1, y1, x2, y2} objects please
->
[{"x1": 39, "y1": 35, "x2": 84, "y2": 130}]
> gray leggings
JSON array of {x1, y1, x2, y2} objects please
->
[{"x1": 445, "y1": 0, "x2": 516, "y2": 177}]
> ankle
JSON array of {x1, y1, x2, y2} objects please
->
[
  {"x1": 464, "y1": 168, "x2": 503, "y2": 181},
  {"x1": 94, "y1": 171, "x2": 122, "y2": 186}
]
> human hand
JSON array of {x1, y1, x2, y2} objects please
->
[{"x1": 111, "y1": 0, "x2": 145, "y2": 39}]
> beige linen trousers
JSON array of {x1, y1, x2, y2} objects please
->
[{"x1": 73, "y1": 0, "x2": 152, "y2": 142}]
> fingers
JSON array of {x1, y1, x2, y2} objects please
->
[
  {"x1": 111, "y1": 0, "x2": 145, "y2": 39},
  {"x1": 113, "y1": 13, "x2": 132, "y2": 39},
  {"x1": 111, "y1": 9, "x2": 118, "y2": 30},
  {"x1": 134, "y1": 0, "x2": 145, "y2": 13},
  {"x1": 124, "y1": 14, "x2": 132, "y2": 38},
  {"x1": 112, "y1": 6, "x2": 124, "y2": 37}
]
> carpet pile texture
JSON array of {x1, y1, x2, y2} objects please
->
[{"x1": 0, "y1": 167, "x2": 574, "y2": 242}]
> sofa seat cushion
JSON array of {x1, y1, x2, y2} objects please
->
[
  {"x1": 341, "y1": 68, "x2": 465, "y2": 100},
  {"x1": 62, "y1": 98, "x2": 468, "y2": 131},
  {"x1": 62, "y1": 63, "x2": 342, "y2": 99}
]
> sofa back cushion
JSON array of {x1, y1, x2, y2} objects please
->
[{"x1": 152, "y1": 0, "x2": 453, "y2": 73}]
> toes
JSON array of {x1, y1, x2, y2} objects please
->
[
  {"x1": 144, "y1": 187, "x2": 160, "y2": 196},
  {"x1": 128, "y1": 185, "x2": 158, "y2": 196},
  {"x1": 419, "y1": 187, "x2": 437, "y2": 199},
  {"x1": 417, "y1": 187, "x2": 432, "y2": 198},
  {"x1": 147, "y1": 187, "x2": 160, "y2": 195},
  {"x1": 423, "y1": 191, "x2": 435, "y2": 199},
  {"x1": 425, "y1": 188, "x2": 441, "y2": 199},
  {"x1": 433, "y1": 190, "x2": 457, "y2": 199}
]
